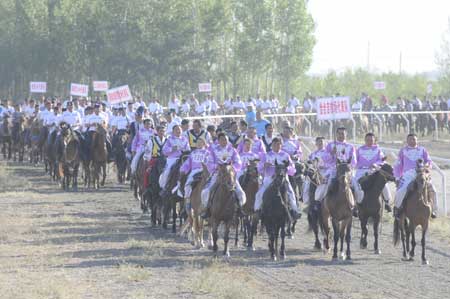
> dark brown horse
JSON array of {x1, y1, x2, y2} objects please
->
[
  {"x1": 240, "y1": 160, "x2": 259, "y2": 250},
  {"x1": 357, "y1": 163, "x2": 395, "y2": 254},
  {"x1": 324, "y1": 159, "x2": 354, "y2": 260},
  {"x1": 90, "y1": 124, "x2": 107, "y2": 189},
  {"x1": 162, "y1": 151, "x2": 190, "y2": 233},
  {"x1": 11, "y1": 116, "x2": 26, "y2": 162},
  {"x1": 58, "y1": 124, "x2": 80, "y2": 191},
  {"x1": 394, "y1": 160, "x2": 433, "y2": 265},
  {"x1": 261, "y1": 160, "x2": 291, "y2": 261},
  {"x1": 28, "y1": 118, "x2": 42, "y2": 164},
  {"x1": 1, "y1": 116, "x2": 12, "y2": 159},
  {"x1": 209, "y1": 163, "x2": 239, "y2": 258}
]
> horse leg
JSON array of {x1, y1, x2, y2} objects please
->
[
  {"x1": 405, "y1": 219, "x2": 411, "y2": 254},
  {"x1": 280, "y1": 225, "x2": 286, "y2": 259},
  {"x1": 400, "y1": 219, "x2": 408, "y2": 260},
  {"x1": 332, "y1": 220, "x2": 339, "y2": 260},
  {"x1": 223, "y1": 224, "x2": 230, "y2": 257},
  {"x1": 373, "y1": 216, "x2": 381, "y2": 254},
  {"x1": 73, "y1": 166, "x2": 79, "y2": 191},
  {"x1": 172, "y1": 198, "x2": 177, "y2": 233},
  {"x1": 345, "y1": 218, "x2": 352, "y2": 260},
  {"x1": 360, "y1": 216, "x2": 368, "y2": 249},
  {"x1": 212, "y1": 222, "x2": 219, "y2": 257},
  {"x1": 339, "y1": 222, "x2": 345, "y2": 257},
  {"x1": 421, "y1": 223, "x2": 428, "y2": 265},
  {"x1": 234, "y1": 221, "x2": 239, "y2": 247},
  {"x1": 267, "y1": 227, "x2": 275, "y2": 260},
  {"x1": 409, "y1": 223, "x2": 416, "y2": 261},
  {"x1": 101, "y1": 163, "x2": 106, "y2": 186}
]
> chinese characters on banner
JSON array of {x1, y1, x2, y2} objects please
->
[
  {"x1": 93, "y1": 81, "x2": 109, "y2": 92},
  {"x1": 198, "y1": 83, "x2": 212, "y2": 93},
  {"x1": 316, "y1": 97, "x2": 352, "y2": 121},
  {"x1": 70, "y1": 83, "x2": 89, "y2": 97},
  {"x1": 373, "y1": 81, "x2": 386, "y2": 90},
  {"x1": 106, "y1": 85, "x2": 132, "y2": 104},
  {"x1": 30, "y1": 82, "x2": 47, "y2": 93}
]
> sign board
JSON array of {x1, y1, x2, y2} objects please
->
[
  {"x1": 93, "y1": 81, "x2": 109, "y2": 92},
  {"x1": 198, "y1": 83, "x2": 212, "y2": 93},
  {"x1": 30, "y1": 82, "x2": 47, "y2": 93},
  {"x1": 373, "y1": 81, "x2": 386, "y2": 90},
  {"x1": 70, "y1": 83, "x2": 89, "y2": 97},
  {"x1": 316, "y1": 96, "x2": 352, "y2": 121},
  {"x1": 106, "y1": 85, "x2": 132, "y2": 105},
  {"x1": 427, "y1": 83, "x2": 432, "y2": 94}
]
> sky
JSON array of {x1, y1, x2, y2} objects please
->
[{"x1": 307, "y1": 0, "x2": 450, "y2": 74}]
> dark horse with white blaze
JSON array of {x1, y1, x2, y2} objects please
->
[
  {"x1": 261, "y1": 160, "x2": 291, "y2": 260},
  {"x1": 357, "y1": 162, "x2": 395, "y2": 254},
  {"x1": 209, "y1": 163, "x2": 240, "y2": 258},
  {"x1": 324, "y1": 158, "x2": 354, "y2": 260},
  {"x1": 240, "y1": 159, "x2": 259, "y2": 250},
  {"x1": 394, "y1": 160, "x2": 433, "y2": 265}
]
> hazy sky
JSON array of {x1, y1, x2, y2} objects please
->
[{"x1": 307, "y1": 0, "x2": 450, "y2": 74}]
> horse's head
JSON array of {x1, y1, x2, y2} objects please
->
[
  {"x1": 244, "y1": 160, "x2": 259, "y2": 184},
  {"x1": 336, "y1": 159, "x2": 352, "y2": 185},
  {"x1": 95, "y1": 123, "x2": 107, "y2": 136},
  {"x1": 305, "y1": 159, "x2": 322, "y2": 185},
  {"x1": 379, "y1": 163, "x2": 395, "y2": 182},
  {"x1": 274, "y1": 159, "x2": 288, "y2": 184},
  {"x1": 415, "y1": 159, "x2": 431, "y2": 191},
  {"x1": 218, "y1": 163, "x2": 236, "y2": 190}
]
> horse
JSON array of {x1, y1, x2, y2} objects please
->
[
  {"x1": 261, "y1": 160, "x2": 291, "y2": 261},
  {"x1": 112, "y1": 130, "x2": 129, "y2": 184},
  {"x1": 209, "y1": 163, "x2": 239, "y2": 258},
  {"x1": 90, "y1": 124, "x2": 107, "y2": 189},
  {"x1": 142, "y1": 155, "x2": 166, "y2": 225},
  {"x1": 286, "y1": 160, "x2": 307, "y2": 238},
  {"x1": 324, "y1": 158, "x2": 354, "y2": 260},
  {"x1": 57, "y1": 123, "x2": 81, "y2": 191},
  {"x1": 181, "y1": 163, "x2": 210, "y2": 248},
  {"x1": 357, "y1": 163, "x2": 395, "y2": 254},
  {"x1": 0, "y1": 116, "x2": 12, "y2": 160},
  {"x1": 11, "y1": 116, "x2": 26, "y2": 162},
  {"x1": 240, "y1": 160, "x2": 259, "y2": 250},
  {"x1": 28, "y1": 118, "x2": 42, "y2": 164},
  {"x1": 162, "y1": 151, "x2": 190, "y2": 233},
  {"x1": 305, "y1": 160, "x2": 330, "y2": 251},
  {"x1": 393, "y1": 160, "x2": 433, "y2": 265}
]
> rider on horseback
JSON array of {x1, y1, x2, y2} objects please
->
[
  {"x1": 186, "y1": 119, "x2": 211, "y2": 150},
  {"x1": 200, "y1": 132, "x2": 246, "y2": 218},
  {"x1": 302, "y1": 136, "x2": 331, "y2": 205},
  {"x1": 179, "y1": 137, "x2": 210, "y2": 208},
  {"x1": 237, "y1": 138, "x2": 260, "y2": 183},
  {"x1": 352, "y1": 133, "x2": 392, "y2": 212},
  {"x1": 325, "y1": 127, "x2": 358, "y2": 216},
  {"x1": 158, "y1": 124, "x2": 190, "y2": 195},
  {"x1": 237, "y1": 127, "x2": 266, "y2": 155},
  {"x1": 393, "y1": 133, "x2": 437, "y2": 219},
  {"x1": 254, "y1": 137, "x2": 300, "y2": 219},
  {"x1": 281, "y1": 126, "x2": 302, "y2": 161},
  {"x1": 130, "y1": 118, "x2": 154, "y2": 175}
]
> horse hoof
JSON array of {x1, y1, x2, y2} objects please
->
[
  {"x1": 341, "y1": 252, "x2": 346, "y2": 259},
  {"x1": 280, "y1": 253, "x2": 286, "y2": 260},
  {"x1": 288, "y1": 235, "x2": 294, "y2": 240},
  {"x1": 408, "y1": 257, "x2": 414, "y2": 262},
  {"x1": 374, "y1": 249, "x2": 381, "y2": 255},
  {"x1": 422, "y1": 259, "x2": 429, "y2": 265},
  {"x1": 332, "y1": 256, "x2": 338, "y2": 261},
  {"x1": 271, "y1": 255, "x2": 277, "y2": 261},
  {"x1": 208, "y1": 245, "x2": 214, "y2": 250},
  {"x1": 223, "y1": 252, "x2": 230, "y2": 259}
]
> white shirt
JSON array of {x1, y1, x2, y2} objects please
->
[
  {"x1": 23, "y1": 105, "x2": 35, "y2": 117},
  {"x1": 233, "y1": 101, "x2": 246, "y2": 111},
  {"x1": 85, "y1": 113, "x2": 106, "y2": 131},
  {"x1": 224, "y1": 99, "x2": 233, "y2": 111},
  {"x1": 111, "y1": 115, "x2": 129, "y2": 130},
  {"x1": 59, "y1": 110, "x2": 82, "y2": 129},
  {"x1": 168, "y1": 99, "x2": 180, "y2": 113},
  {"x1": 167, "y1": 118, "x2": 182, "y2": 134},
  {"x1": 211, "y1": 100, "x2": 218, "y2": 112},
  {"x1": 180, "y1": 103, "x2": 190, "y2": 114},
  {"x1": 133, "y1": 101, "x2": 147, "y2": 110},
  {"x1": 148, "y1": 102, "x2": 161, "y2": 114},
  {"x1": 126, "y1": 109, "x2": 135, "y2": 122},
  {"x1": 44, "y1": 113, "x2": 59, "y2": 129}
]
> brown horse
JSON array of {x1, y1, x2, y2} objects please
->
[
  {"x1": 180, "y1": 163, "x2": 210, "y2": 248},
  {"x1": 1, "y1": 116, "x2": 12, "y2": 159},
  {"x1": 28, "y1": 118, "x2": 42, "y2": 164},
  {"x1": 324, "y1": 159, "x2": 354, "y2": 260},
  {"x1": 58, "y1": 124, "x2": 80, "y2": 191},
  {"x1": 357, "y1": 163, "x2": 395, "y2": 254},
  {"x1": 90, "y1": 124, "x2": 107, "y2": 189},
  {"x1": 393, "y1": 160, "x2": 432, "y2": 265},
  {"x1": 11, "y1": 116, "x2": 26, "y2": 162},
  {"x1": 241, "y1": 160, "x2": 259, "y2": 250},
  {"x1": 209, "y1": 163, "x2": 239, "y2": 258}
]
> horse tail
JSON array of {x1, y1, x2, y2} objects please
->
[{"x1": 393, "y1": 218, "x2": 400, "y2": 246}]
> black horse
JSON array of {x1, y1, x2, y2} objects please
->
[
  {"x1": 357, "y1": 163, "x2": 395, "y2": 254},
  {"x1": 112, "y1": 130, "x2": 129, "y2": 184},
  {"x1": 143, "y1": 156, "x2": 166, "y2": 226},
  {"x1": 261, "y1": 160, "x2": 291, "y2": 260}
]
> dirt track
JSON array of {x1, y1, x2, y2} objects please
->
[{"x1": 1, "y1": 162, "x2": 450, "y2": 299}]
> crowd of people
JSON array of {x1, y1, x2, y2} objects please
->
[{"x1": 0, "y1": 92, "x2": 440, "y2": 223}]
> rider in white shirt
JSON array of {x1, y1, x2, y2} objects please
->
[
  {"x1": 58, "y1": 101, "x2": 82, "y2": 131},
  {"x1": 168, "y1": 95, "x2": 180, "y2": 114}
]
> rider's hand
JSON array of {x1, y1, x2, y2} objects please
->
[{"x1": 264, "y1": 162, "x2": 272, "y2": 168}]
